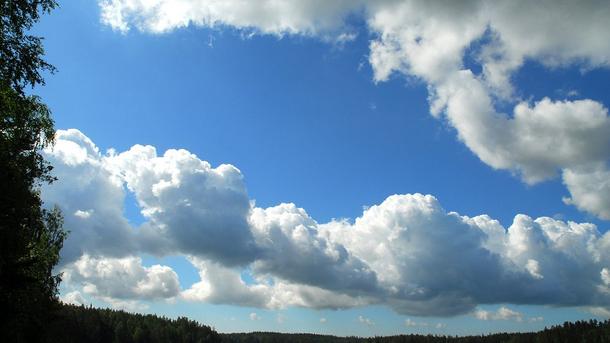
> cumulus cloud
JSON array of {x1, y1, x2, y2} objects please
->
[
  {"x1": 63, "y1": 255, "x2": 181, "y2": 301},
  {"x1": 46, "y1": 130, "x2": 610, "y2": 316},
  {"x1": 366, "y1": 1, "x2": 610, "y2": 219},
  {"x1": 43, "y1": 129, "x2": 136, "y2": 264},
  {"x1": 181, "y1": 257, "x2": 270, "y2": 308},
  {"x1": 182, "y1": 256, "x2": 373, "y2": 310},
  {"x1": 249, "y1": 203, "x2": 378, "y2": 294},
  {"x1": 96, "y1": 1, "x2": 610, "y2": 220},
  {"x1": 105, "y1": 144, "x2": 259, "y2": 266},
  {"x1": 563, "y1": 163, "x2": 610, "y2": 220}
]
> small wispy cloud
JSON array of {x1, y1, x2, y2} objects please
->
[
  {"x1": 474, "y1": 307, "x2": 523, "y2": 322},
  {"x1": 358, "y1": 315, "x2": 374, "y2": 326}
]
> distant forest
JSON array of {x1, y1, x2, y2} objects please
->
[{"x1": 44, "y1": 304, "x2": 610, "y2": 343}]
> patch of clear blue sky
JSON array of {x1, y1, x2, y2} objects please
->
[{"x1": 43, "y1": 0, "x2": 609, "y2": 336}]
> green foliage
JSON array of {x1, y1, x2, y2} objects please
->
[
  {"x1": 46, "y1": 304, "x2": 222, "y2": 343},
  {"x1": 0, "y1": 0, "x2": 57, "y2": 92},
  {"x1": 0, "y1": 0, "x2": 66, "y2": 341}
]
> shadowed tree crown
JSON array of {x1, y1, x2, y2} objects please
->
[{"x1": 0, "y1": 1, "x2": 66, "y2": 341}]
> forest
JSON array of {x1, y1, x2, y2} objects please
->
[{"x1": 43, "y1": 303, "x2": 610, "y2": 343}]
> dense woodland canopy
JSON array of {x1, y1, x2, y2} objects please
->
[{"x1": 46, "y1": 304, "x2": 610, "y2": 343}]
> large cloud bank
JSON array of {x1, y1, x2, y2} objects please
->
[
  {"x1": 44, "y1": 129, "x2": 610, "y2": 316},
  {"x1": 98, "y1": 0, "x2": 610, "y2": 220}
]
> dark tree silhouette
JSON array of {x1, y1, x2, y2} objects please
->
[
  {"x1": 42, "y1": 304, "x2": 610, "y2": 343},
  {"x1": 0, "y1": 0, "x2": 67, "y2": 341}
]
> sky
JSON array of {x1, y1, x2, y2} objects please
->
[{"x1": 32, "y1": 0, "x2": 610, "y2": 337}]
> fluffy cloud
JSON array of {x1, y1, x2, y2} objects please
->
[
  {"x1": 367, "y1": 1, "x2": 610, "y2": 218},
  {"x1": 322, "y1": 194, "x2": 610, "y2": 316},
  {"x1": 563, "y1": 163, "x2": 610, "y2": 220},
  {"x1": 63, "y1": 255, "x2": 180, "y2": 301},
  {"x1": 98, "y1": 0, "x2": 362, "y2": 35},
  {"x1": 323, "y1": 194, "x2": 510, "y2": 316},
  {"x1": 45, "y1": 130, "x2": 610, "y2": 316},
  {"x1": 249, "y1": 204, "x2": 378, "y2": 294},
  {"x1": 181, "y1": 257, "x2": 270, "y2": 308},
  {"x1": 96, "y1": 0, "x2": 610, "y2": 220},
  {"x1": 43, "y1": 129, "x2": 136, "y2": 264},
  {"x1": 105, "y1": 144, "x2": 259, "y2": 266},
  {"x1": 182, "y1": 256, "x2": 373, "y2": 310}
]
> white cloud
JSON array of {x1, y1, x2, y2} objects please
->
[
  {"x1": 99, "y1": 298, "x2": 149, "y2": 312},
  {"x1": 366, "y1": 1, "x2": 610, "y2": 218},
  {"x1": 526, "y1": 259, "x2": 543, "y2": 280},
  {"x1": 105, "y1": 143, "x2": 259, "y2": 266},
  {"x1": 358, "y1": 315, "x2": 374, "y2": 326},
  {"x1": 182, "y1": 256, "x2": 373, "y2": 310},
  {"x1": 63, "y1": 255, "x2": 180, "y2": 301},
  {"x1": 181, "y1": 257, "x2": 270, "y2": 308},
  {"x1": 406, "y1": 319, "x2": 448, "y2": 330},
  {"x1": 587, "y1": 307, "x2": 610, "y2": 318},
  {"x1": 474, "y1": 306, "x2": 523, "y2": 322},
  {"x1": 98, "y1": 0, "x2": 362, "y2": 36},
  {"x1": 96, "y1": 1, "x2": 610, "y2": 220},
  {"x1": 562, "y1": 163, "x2": 610, "y2": 220},
  {"x1": 73, "y1": 209, "x2": 93, "y2": 219},
  {"x1": 602, "y1": 268, "x2": 610, "y2": 286},
  {"x1": 405, "y1": 318, "x2": 428, "y2": 327},
  {"x1": 249, "y1": 312, "x2": 260, "y2": 321},
  {"x1": 43, "y1": 129, "x2": 136, "y2": 265},
  {"x1": 61, "y1": 290, "x2": 87, "y2": 306},
  {"x1": 320, "y1": 317, "x2": 327, "y2": 323},
  {"x1": 249, "y1": 203, "x2": 378, "y2": 294},
  {"x1": 48, "y1": 130, "x2": 610, "y2": 317}
]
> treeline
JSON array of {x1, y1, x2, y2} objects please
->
[
  {"x1": 44, "y1": 304, "x2": 610, "y2": 343},
  {"x1": 45, "y1": 304, "x2": 221, "y2": 343},
  {"x1": 222, "y1": 320, "x2": 610, "y2": 343},
  {"x1": 361, "y1": 319, "x2": 610, "y2": 343},
  {"x1": 224, "y1": 320, "x2": 610, "y2": 343}
]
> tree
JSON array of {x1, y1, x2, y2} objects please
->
[{"x1": 0, "y1": 0, "x2": 66, "y2": 341}]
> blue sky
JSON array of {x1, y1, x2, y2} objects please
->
[{"x1": 34, "y1": 0, "x2": 610, "y2": 337}]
